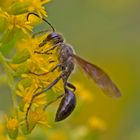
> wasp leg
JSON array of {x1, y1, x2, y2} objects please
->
[
  {"x1": 49, "y1": 60, "x2": 55, "y2": 63},
  {"x1": 66, "y1": 82, "x2": 76, "y2": 92},
  {"x1": 43, "y1": 94, "x2": 64, "y2": 110},
  {"x1": 34, "y1": 51, "x2": 53, "y2": 55},
  {"x1": 29, "y1": 64, "x2": 61, "y2": 76},
  {"x1": 25, "y1": 72, "x2": 64, "y2": 129},
  {"x1": 34, "y1": 42, "x2": 63, "y2": 54},
  {"x1": 29, "y1": 71, "x2": 49, "y2": 76},
  {"x1": 44, "y1": 42, "x2": 63, "y2": 53}
]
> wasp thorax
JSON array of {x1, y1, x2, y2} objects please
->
[{"x1": 47, "y1": 32, "x2": 64, "y2": 44}]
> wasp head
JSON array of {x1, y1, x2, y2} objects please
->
[{"x1": 47, "y1": 32, "x2": 64, "y2": 45}]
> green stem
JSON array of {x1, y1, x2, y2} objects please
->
[{"x1": 0, "y1": 52, "x2": 17, "y2": 114}]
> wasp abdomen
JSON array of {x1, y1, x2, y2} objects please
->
[{"x1": 55, "y1": 88, "x2": 76, "y2": 122}]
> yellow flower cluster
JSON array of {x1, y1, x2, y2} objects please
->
[
  {"x1": 0, "y1": 0, "x2": 50, "y2": 45},
  {"x1": 12, "y1": 32, "x2": 64, "y2": 135},
  {"x1": 7, "y1": 118, "x2": 19, "y2": 131},
  {"x1": 0, "y1": 1, "x2": 104, "y2": 139},
  {"x1": 15, "y1": 32, "x2": 64, "y2": 110},
  {"x1": 0, "y1": 8, "x2": 32, "y2": 34},
  {"x1": 0, "y1": 0, "x2": 64, "y2": 138}
]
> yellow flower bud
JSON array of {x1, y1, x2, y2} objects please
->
[{"x1": 7, "y1": 118, "x2": 19, "y2": 139}]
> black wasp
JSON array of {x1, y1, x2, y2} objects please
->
[{"x1": 26, "y1": 13, "x2": 122, "y2": 127}]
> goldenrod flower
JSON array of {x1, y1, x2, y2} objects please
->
[
  {"x1": 74, "y1": 82, "x2": 94, "y2": 102},
  {"x1": 0, "y1": 0, "x2": 60, "y2": 137},
  {"x1": 28, "y1": 108, "x2": 48, "y2": 126},
  {"x1": 15, "y1": 35, "x2": 64, "y2": 115},
  {"x1": 15, "y1": 34, "x2": 64, "y2": 92},
  {"x1": 88, "y1": 116, "x2": 106, "y2": 132},
  {"x1": 21, "y1": 108, "x2": 49, "y2": 134},
  {"x1": 0, "y1": 9, "x2": 32, "y2": 34},
  {"x1": 14, "y1": 31, "x2": 65, "y2": 134},
  {"x1": 6, "y1": 118, "x2": 18, "y2": 131},
  {"x1": 28, "y1": 0, "x2": 47, "y2": 17},
  {"x1": 6, "y1": 118, "x2": 19, "y2": 139},
  {"x1": 16, "y1": 0, "x2": 50, "y2": 17},
  {"x1": 16, "y1": 83, "x2": 47, "y2": 112}
]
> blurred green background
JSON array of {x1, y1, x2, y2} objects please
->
[
  {"x1": 1, "y1": 0, "x2": 140, "y2": 140},
  {"x1": 45, "y1": 0, "x2": 140, "y2": 140}
]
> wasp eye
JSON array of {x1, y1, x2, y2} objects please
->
[
  {"x1": 55, "y1": 89, "x2": 76, "y2": 122},
  {"x1": 46, "y1": 32, "x2": 64, "y2": 44}
]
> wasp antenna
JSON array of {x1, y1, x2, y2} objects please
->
[{"x1": 27, "y1": 12, "x2": 55, "y2": 32}]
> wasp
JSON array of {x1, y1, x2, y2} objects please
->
[{"x1": 26, "y1": 13, "x2": 121, "y2": 127}]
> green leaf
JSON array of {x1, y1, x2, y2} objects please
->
[
  {"x1": 18, "y1": 78, "x2": 32, "y2": 88},
  {"x1": 12, "y1": 48, "x2": 30, "y2": 64},
  {"x1": 14, "y1": 63, "x2": 29, "y2": 77}
]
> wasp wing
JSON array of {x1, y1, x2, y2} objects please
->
[{"x1": 73, "y1": 55, "x2": 121, "y2": 98}]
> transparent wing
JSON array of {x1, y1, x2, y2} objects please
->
[{"x1": 73, "y1": 55, "x2": 121, "y2": 98}]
